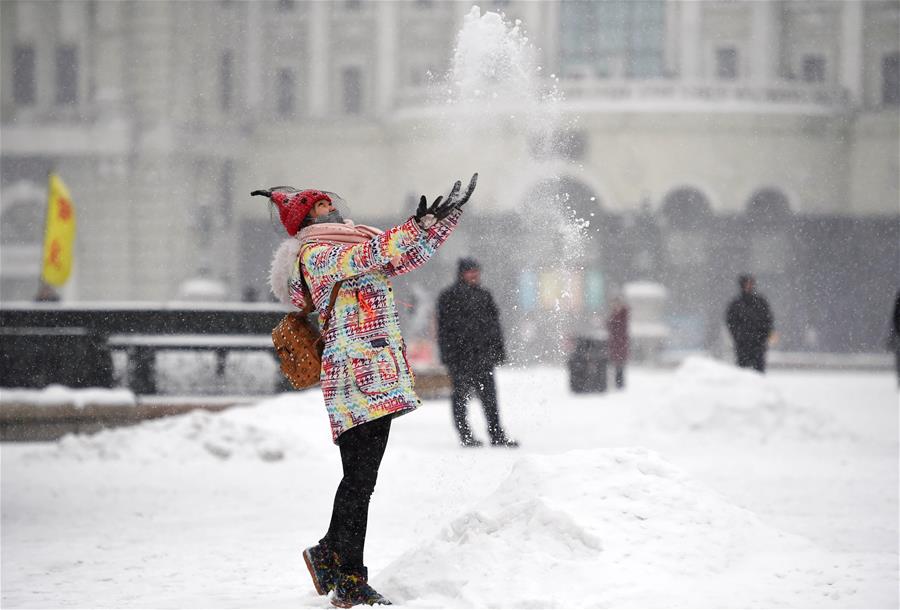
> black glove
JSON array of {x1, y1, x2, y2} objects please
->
[
  {"x1": 250, "y1": 189, "x2": 272, "y2": 198},
  {"x1": 414, "y1": 173, "x2": 478, "y2": 227}
]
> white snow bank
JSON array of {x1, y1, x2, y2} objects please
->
[
  {"x1": 651, "y1": 357, "x2": 847, "y2": 441},
  {"x1": 379, "y1": 447, "x2": 890, "y2": 608},
  {"x1": 25, "y1": 394, "x2": 327, "y2": 463},
  {"x1": 0, "y1": 385, "x2": 135, "y2": 408}
]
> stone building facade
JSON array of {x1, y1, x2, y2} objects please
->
[{"x1": 1, "y1": 0, "x2": 898, "y2": 353}]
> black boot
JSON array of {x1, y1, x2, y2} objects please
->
[
  {"x1": 331, "y1": 567, "x2": 392, "y2": 607},
  {"x1": 460, "y1": 434, "x2": 483, "y2": 448},
  {"x1": 490, "y1": 433, "x2": 519, "y2": 448},
  {"x1": 303, "y1": 543, "x2": 339, "y2": 595}
]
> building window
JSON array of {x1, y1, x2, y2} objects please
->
[
  {"x1": 345, "y1": 0, "x2": 361, "y2": 10},
  {"x1": 716, "y1": 47, "x2": 738, "y2": 80},
  {"x1": 13, "y1": 45, "x2": 36, "y2": 106},
  {"x1": 278, "y1": 0, "x2": 295, "y2": 11},
  {"x1": 415, "y1": 0, "x2": 432, "y2": 8},
  {"x1": 559, "y1": 0, "x2": 665, "y2": 79},
  {"x1": 802, "y1": 55, "x2": 825, "y2": 83},
  {"x1": 56, "y1": 45, "x2": 79, "y2": 105},
  {"x1": 883, "y1": 52, "x2": 900, "y2": 106},
  {"x1": 220, "y1": 50, "x2": 234, "y2": 112},
  {"x1": 277, "y1": 68, "x2": 295, "y2": 117},
  {"x1": 342, "y1": 66, "x2": 363, "y2": 114}
]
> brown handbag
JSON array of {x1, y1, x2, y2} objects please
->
[{"x1": 272, "y1": 278, "x2": 343, "y2": 390}]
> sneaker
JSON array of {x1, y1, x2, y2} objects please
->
[
  {"x1": 460, "y1": 436, "x2": 484, "y2": 448},
  {"x1": 331, "y1": 568, "x2": 392, "y2": 607},
  {"x1": 303, "y1": 544, "x2": 339, "y2": 595}
]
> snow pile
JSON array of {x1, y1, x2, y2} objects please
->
[
  {"x1": 380, "y1": 447, "x2": 877, "y2": 608},
  {"x1": 3, "y1": 368, "x2": 896, "y2": 608},
  {"x1": 652, "y1": 357, "x2": 845, "y2": 441},
  {"x1": 27, "y1": 397, "x2": 323, "y2": 463}
]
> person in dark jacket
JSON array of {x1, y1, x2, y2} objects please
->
[
  {"x1": 606, "y1": 296, "x2": 630, "y2": 389},
  {"x1": 437, "y1": 258, "x2": 517, "y2": 447},
  {"x1": 889, "y1": 289, "x2": 900, "y2": 385},
  {"x1": 726, "y1": 274, "x2": 774, "y2": 373}
]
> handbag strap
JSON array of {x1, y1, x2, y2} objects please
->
[{"x1": 319, "y1": 281, "x2": 343, "y2": 336}]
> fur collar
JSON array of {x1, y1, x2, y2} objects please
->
[{"x1": 269, "y1": 237, "x2": 302, "y2": 306}]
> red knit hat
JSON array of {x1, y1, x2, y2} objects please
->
[{"x1": 271, "y1": 189, "x2": 331, "y2": 236}]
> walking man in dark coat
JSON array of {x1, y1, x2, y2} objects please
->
[
  {"x1": 726, "y1": 274, "x2": 774, "y2": 373},
  {"x1": 437, "y1": 258, "x2": 517, "y2": 447},
  {"x1": 889, "y1": 289, "x2": 900, "y2": 385}
]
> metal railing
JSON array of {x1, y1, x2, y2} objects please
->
[{"x1": 0, "y1": 302, "x2": 289, "y2": 394}]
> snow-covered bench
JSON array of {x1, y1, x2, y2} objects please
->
[{"x1": 106, "y1": 334, "x2": 281, "y2": 395}]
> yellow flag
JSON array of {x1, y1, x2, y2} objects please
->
[{"x1": 40, "y1": 173, "x2": 77, "y2": 287}]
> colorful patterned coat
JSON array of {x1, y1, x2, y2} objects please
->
[{"x1": 290, "y1": 211, "x2": 461, "y2": 443}]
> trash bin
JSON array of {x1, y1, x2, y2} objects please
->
[{"x1": 567, "y1": 335, "x2": 608, "y2": 393}]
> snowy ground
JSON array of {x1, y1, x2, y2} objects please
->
[{"x1": 2, "y1": 358, "x2": 898, "y2": 609}]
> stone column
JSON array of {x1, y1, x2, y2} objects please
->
[
  {"x1": 840, "y1": 0, "x2": 863, "y2": 104},
  {"x1": 245, "y1": 1, "x2": 263, "y2": 117},
  {"x1": 664, "y1": 0, "x2": 680, "y2": 77},
  {"x1": 375, "y1": 1, "x2": 397, "y2": 115},
  {"x1": 94, "y1": 1, "x2": 125, "y2": 116},
  {"x1": 522, "y1": 2, "x2": 552, "y2": 75},
  {"x1": 679, "y1": 0, "x2": 702, "y2": 80},
  {"x1": 308, "y1": 1, "x2": 329, "y2": 118},
  {"x1": 750, "y1": 0, "x2": 778, "y2": 83}
]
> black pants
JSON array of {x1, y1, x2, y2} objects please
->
[
  {"x1": 895, "y1": 348, "x2": 900, "y2": 386},
  {"x1": 451, "y1": 368, "x2": 504, "y2": 442},
  {"x1": 735, "y1": 345, "x2": 766, "y2": 373},
  {"x1": 321, "y1": 415, "x2": 392, "y2": 574}
]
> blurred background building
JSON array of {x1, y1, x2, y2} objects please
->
[{"x1": 1, "y1": 0, "x2": 898, "y2": 356}]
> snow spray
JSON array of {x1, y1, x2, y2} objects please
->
[{"x1": 433, "y1": 6, "x2": 589, "y2": 362}]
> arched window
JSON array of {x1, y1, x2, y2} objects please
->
[
  {"x1": 746, "y1": 188, "x2": 791, "y2": 222},
  {"x1": 660, "y1": 187, "x2": 712, "y2": 266},
  {"x1": 661, "y1": 187, "x2": 711, "y2": 228},
  {"x1": 520, "y1": 176, "x2": 604, "y2": 311},
  {"x1": 745, "y1": 188, "x2": 792, "y2": 274},
  {"x1": 1, "y1": 181, "x2": 45, "y2": 301},
  {"x1": 0, "y1": 182, "x2": 44, "y2": 245}
]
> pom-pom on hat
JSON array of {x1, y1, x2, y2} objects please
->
[{"x1": 271, "y1": 189, "x2": 331, "y2": 236}]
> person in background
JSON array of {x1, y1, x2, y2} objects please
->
[
  {"x1": 889, "y1": 289, "x2": 900, "y2": 386},
  {"x1": 437, "y1": 258, "x2": 518, "y2": 448},
  {"x1": 725, "y1": 273, "x2": 774, "y2": 373},
  {"x1": 606, "y1": 295, "x2": 630, "y2": 389},
  {"x1": 258, "y1": 174, "x2": 477, "y2": 607},
  {"x1": 35, "y1": 282, "x2": 60, "y2": 302}
]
